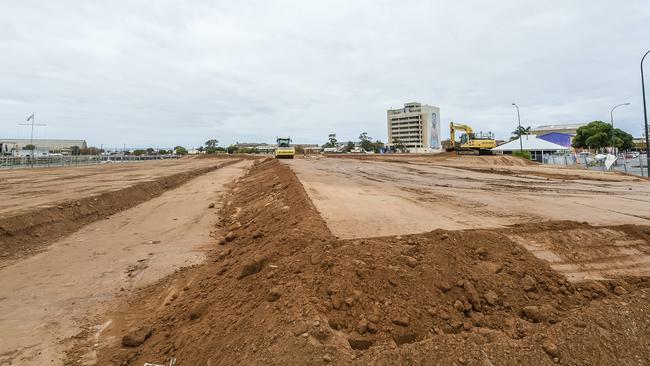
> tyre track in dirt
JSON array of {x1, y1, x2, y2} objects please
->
[
  {"x1": 0, "y1": 158, "x2": 242, "y2": 265},
  {"x1": 0, "y1": 160, "x2": 253, "y2": 365}
]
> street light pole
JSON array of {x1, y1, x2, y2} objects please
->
[
  {"x1": 642, "y1": 50, "x2": 650, "y2": 177},
  {"x1": 512, "y1": 103, "x2": 523, "y2": 152},
  {"x1": 610, "y1": 102, "x2": 630, "y2": 155},
  {"x1": 18, "y1": 112, "x2": 46, "y2": 157}
]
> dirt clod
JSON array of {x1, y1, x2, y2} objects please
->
[
  {"x1": 349, "y1": 337, "x2": 375, "y2": 350},
  {"x1": 542, "y1": 339, "x2": 560, "y2": 358},
  {"x1": 484, "y1": 290, "x2": 499, "y2": 305},
  {"x1": 522, "y1": 306, "x2": 544, "y2": 323},
  {"x1": 463, "y1": 281, "x2": 481, "y2": 310},
  {"x1": 522, "y1": 275, "x2": 537, "y2": 292},
  {"x1": 356, "y1": 318, "x2": 369, "y2": 334},
  {"x1": 121, "y1": 326, "x2": 152, "y2": 347},
  {"x1": 238, "y1": 255, "x2": 266, "y2": 279},
  {"x1": 392, "y1": 332, "x2": 416, "y2": 345},
  {"x1": 225, "y1": 231, "x2": 236, "y2": 242},
  {"x1": 613, "y1": 286, "x2": 627, "y2": 296},
  {"x1": 391, "y1": 315, "x2": 410, "y2": 327},
  {"x1": 453, "y1": 300, "x2": 465, "y2": 312},
  {"x1": 367, "y1": 322, "x2": 378, "y2": 334},
  {"x1": 403, "y1": 255, "x2": 418, "y2": 268},
  {"x1": 474, "y1": 247, "x2": 488, "y2": 259},
  {"x1": 266, "y1": 287, "x2": 282, "y2": 302}
]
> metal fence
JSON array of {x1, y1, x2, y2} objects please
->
[
  {"x1": 542, "y1": 153, "x2": 649, "y2": 177},
  {"x1": 0, "y1": 154, "x2": 181, "y2": 169}
]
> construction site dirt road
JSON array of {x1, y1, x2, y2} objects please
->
[
  {"x1": 1, "y1": 154, "x2": 650, "y2": 366},
  {"x1": 0, "y1": 158, "x2": 251, "y2": 364}
]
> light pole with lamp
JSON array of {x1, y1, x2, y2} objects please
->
[
  {"x1": 512, "y1": 103, "x2": 523, "y2": 152},
  {"x1": 610, "y1": 102, "x2": 630, "y2": 155},
  {"x1": 641, "y1": 50, "x2": 650, "y2": 177}
]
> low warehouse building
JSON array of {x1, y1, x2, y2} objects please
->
[{"x1": 0, "y1": 139, "x2": 88, "y2": 155}]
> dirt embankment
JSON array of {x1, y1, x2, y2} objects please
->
[
  {"x1": 325, "y1": 152, "x2": 537, "y2": 167},
  {"x1": 0, "y1": 159, "x2": 241, "y2": 264},
  {"x1": 89, "y1": 159, "x2": 650, "y2": 366}
]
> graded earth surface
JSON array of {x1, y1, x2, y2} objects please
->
[{"x1": 1, "y1": 154, "x2": 649, "y2": 366}]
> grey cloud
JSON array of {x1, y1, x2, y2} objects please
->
[{"x1": 1, "y1": 0, "x2": 650, "y2": 148}]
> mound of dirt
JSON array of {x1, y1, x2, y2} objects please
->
[
  {"x1": 86, "y1": 158, "x2": 650, "y2": 366},
  {"x1": 325, "y1": 152, "x2": 537, "y2": 167},
  {"x1": 0, "y1": 159, "x2": 240, "y2": 264}
]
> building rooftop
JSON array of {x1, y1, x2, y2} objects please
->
[
  {"x1": 0, "y1": 138, "x2": 87, "y2": 143},
  {"x1": 492, "y1": 135, "x2": 569, "y2": 151},
  {"x1": 531, "y1": 123, "x2": 586, "y2": 131}
]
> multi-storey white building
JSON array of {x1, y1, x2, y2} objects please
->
[{"x1": 387, "y1": 102, "x2": 441, "y2": 153}]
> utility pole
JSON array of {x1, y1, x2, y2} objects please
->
[
  {"x1": 610, "y1": 102, "x2": 630, "y2": 155},
  {"x1": 512, "y1": 103, "x2": 523, "y2": 152},
  {"x1": 641, "y1": 50, "x2": 650, "y2": 177},
  {"x1": 18, "y1": 112, "x2": 47, "y2": 158}
]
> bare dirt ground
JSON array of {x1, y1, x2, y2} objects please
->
[
  {"x1": 84, "y1": 157, "x2": 650, "y2": 366},
  {"x1": 290, "y1": 156, "x2": 650, "y2": 238},
  {"x1": 289, "y1": 157, "x2": 650, "y2": 283},
  {"x1": 0, "y1": 159, "x2": 251, "y2": 365},
  {"x1": 4, "y1": 154, "x2": 650, "y2": 365},
  {"x1": 0, "y1": 158, "x2": 243, "y2": 264},
  {"x1": 0, "y1": 158, "x2": 226, "y2": 215}
]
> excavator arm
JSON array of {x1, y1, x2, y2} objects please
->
[{"x1": 449, "y1": 122, "x2": 474, "y2": 148}]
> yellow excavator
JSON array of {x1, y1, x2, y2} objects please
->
[
  {"x1": 448, "y1": 122, "x2": 496, "y2": 155},
  {"x1": 274, "y1": 136, "x2": 295, "y2": 159}
]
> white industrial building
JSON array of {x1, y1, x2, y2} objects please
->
[
  {"x1": 387, "y1": 102, "x2": 442, "y2": 153},
  {"x1": 492, "y1": 135, "x2": 569, "y2": 162},
  {"x1": 0, "y1": 139, "x2": 88, "y2": 156}
]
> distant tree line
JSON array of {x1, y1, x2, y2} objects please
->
[{"x1": 322, "y1": 132, "x2": 385, "y2": 153}]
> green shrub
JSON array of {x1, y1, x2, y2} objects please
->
[{"x1": 512, "y1": 150, "x2": 531, "y2": 160}]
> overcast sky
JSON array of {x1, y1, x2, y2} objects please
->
[{"x1": 1, "y1": 1, "x2": 650, "y2": 148}]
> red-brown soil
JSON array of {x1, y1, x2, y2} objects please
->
[
  {"x1": 84, "y1": 158, "x2": 650, "y2": 366},
  {"x1": 324, "y1": 152, "x2": 538, "y2": 167},
  {"x1": 0, "y1": 159, "x2": 241, "y2": 264},
  {"x1": 0, "y1": 160, "x2": 252, "y2": 365}
]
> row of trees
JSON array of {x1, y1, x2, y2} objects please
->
[
  {"x1": 121, "y1": 139, "x2": 223, "y2": 156},
  {"x1": 322, "y1": 132, "x2": 387, "y2": 153},
  {"x1": 123, "y1": 146, "x2": 188, "y2": 155},
  {"x1": 132, "y1": 147, "x2": 172, "y2": 156},
  {"x1": 194, "y1": 139, "x2": 259, "y2": 154}
]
